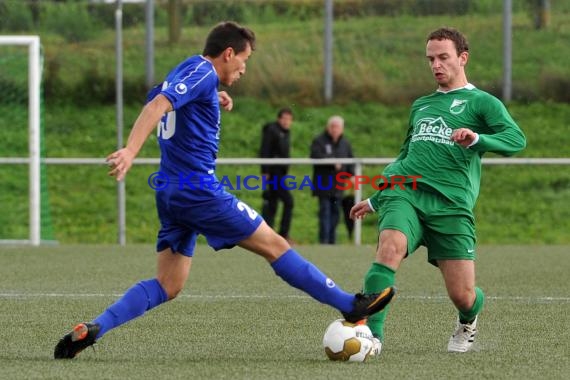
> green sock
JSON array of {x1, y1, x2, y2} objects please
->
[
  {"x1": 459, "y1": 287, "x2": 485, "y2": 323},
  {"x1": 363, "y1": 262, "x2": 396, "y2": 342}
]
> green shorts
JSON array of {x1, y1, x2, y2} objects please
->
[{"x1": 376, "y1": 183, "x2": 476, "y2": 266}]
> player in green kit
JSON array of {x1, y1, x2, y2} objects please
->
[{"x1": 350, "y1": 27, "x2": 526, "y2": 354}]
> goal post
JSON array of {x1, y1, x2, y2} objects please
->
[{"x1": 0, "y1": 36, "x2": 41, "y2": 245}]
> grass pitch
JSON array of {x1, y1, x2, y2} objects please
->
[{"x1": 0, "y1": 245, "x2": 568, "y2": 379}]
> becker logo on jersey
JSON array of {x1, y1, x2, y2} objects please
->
[{"x1": 411, "y1": 117, "x2": 455, "y2": 146}]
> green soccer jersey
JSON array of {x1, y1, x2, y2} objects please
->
[{"x1": 370, "y1": 84, "x2": 526, "y2": 210}]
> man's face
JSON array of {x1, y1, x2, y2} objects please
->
[
  {"x1": 219, "y1": 44, "x2": 252, "y2": 87},
  {"x1": 426, "y1": 38, "x2": 468, "y2": 90},
  {"x1": 327, "y1": 121, "x2": 344, "y2": 142},
  {"x1": 278, "y1": 113, "x2": 293, "y2": 129}
]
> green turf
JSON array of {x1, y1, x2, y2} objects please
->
[{"x1": 0, "y1": 245, "x2": 568, "y2": 379}]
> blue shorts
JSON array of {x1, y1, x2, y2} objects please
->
[{"x1": 155, "y1": 182, "x2": 263, "y2": 256}]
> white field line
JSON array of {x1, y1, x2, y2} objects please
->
[{"x1": 0, "y1": 292, "x2": 568, "y2": 303}]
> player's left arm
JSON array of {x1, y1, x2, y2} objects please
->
[
  {"x1": 453, "y1": 95, "x2": 526, "y2": 156},
  {"x1": 349, "y1": 199, "x2": 373, "y2": 220},
  {"x1": 218, "y1": 91, "x2": 233, "y2": 111}
]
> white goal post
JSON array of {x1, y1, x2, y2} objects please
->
[{"x1": 0, "y1": 36, "x2": 41, "y2": 245}]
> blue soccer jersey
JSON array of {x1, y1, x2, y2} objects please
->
[
  {"x1": 146, "y1": 55, "x2": 263, "y2": 255},
  {"x1": 150, "y1": 55, "x2": 221, "y2": 175}
]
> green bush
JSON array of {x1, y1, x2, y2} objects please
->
[
  {"x1": 0, "y1": 76, "x2": 26, "y2": 105},
  {"x1": 0, "y1": 1, "x2": 34, "y2": 32},
  {"x1": 539, "y1": 71, "x2": 570, "y2": 103},
  {"x1": 40, "y1": 2, "x2": 100, "y2": 43},
  {"x1": 5, "y1": 1, "x2": 568, "y2": 106},
  {"x1": 86, "y1": 2, "x2": 147, "y2": 29}
]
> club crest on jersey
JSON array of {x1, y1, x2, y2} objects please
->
[
  {"x1": 175, "y1": 83, "x2": 188, "y2": 95},
  {"x1": 450, "y1": 99, "x2": 467, "y2": 115}
]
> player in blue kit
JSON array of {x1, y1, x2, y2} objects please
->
[{"x1": 54, "y1": 21, "x2": 395, "y2": 359}]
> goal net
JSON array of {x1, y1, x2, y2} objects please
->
[{"x1": 0, "y1": 36, "x2": 53, "y2": 245}]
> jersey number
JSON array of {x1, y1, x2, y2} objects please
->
[
  {"x1": 237, "y1": 201, "x2": 258, "y2": 220},
  {"x1": 158, "y1": 111, "x2": 176, "y2": 140}
]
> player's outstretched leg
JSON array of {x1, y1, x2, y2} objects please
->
[
  {"x1": 54, "y1": 322, "x2": 100, "y2": 359},
  {"x1": 341, "y1": 287, "x2": 396, "y2": 323},
  {"x1": 54, "y1": 278, "x2": 168, "y2": 359},
  {"x1": 270, "y1": 248, "x2": 396, "y2": 321}
]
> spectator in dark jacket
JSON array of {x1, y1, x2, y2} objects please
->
[
  {"x1": 310, "y1": 115, "x2": 354, "y2": 244},
  {"x1": 259, "y1": 108, "x2": 294, "y2": 242}
]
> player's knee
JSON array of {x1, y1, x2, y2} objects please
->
[
  {"x1": 158, "y1": 281, "x2": 184, "y2": 300},
  {"x1": 377, "y1": 232, "x2": 407, "y2": 267},
  {"x1": 449, "y1": 287, "x2": 475, "y2": 311},
  {"x1": 166, "y1": 286, "x2": 183, "y2": 300}
]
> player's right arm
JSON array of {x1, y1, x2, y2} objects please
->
[
  {"x1": 388, "y1": 102, "x2": 420, "y2": 165},
  {"x1": 107, "y1": 94, "x2": 173, "y2": 181},
  {"x1": 366, "y1": 118, "x2": 414, "y2": 212},
  {"x1": 390, "y1": 124, "x2": 413, "y2": 164},
  {"x1": 349, "y1": 199, "x2": 373, "y2": 220}
]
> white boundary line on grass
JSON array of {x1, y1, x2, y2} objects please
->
[{"x1": 0, "y1": 293, "x2": 568, "y2": 303}]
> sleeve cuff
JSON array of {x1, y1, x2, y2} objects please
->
[
  {"x1": 366, "y1": 198, "x2": 375, "y2": 212},
  {"x1": 467, "y1": 133, "x2": 480, "y2": 148}
]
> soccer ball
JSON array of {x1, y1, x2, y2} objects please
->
[{"x1": 322, "y1": 319, "x2": 374, "y2": 362}]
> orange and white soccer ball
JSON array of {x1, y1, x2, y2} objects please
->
[{"x1": 322, "y1": 319, "x2": 374, "y2": 362}]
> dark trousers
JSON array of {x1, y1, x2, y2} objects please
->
[
  {"x1": 261, "y1": 175, "x2": 294, "y2": 238},
  {"x1": 341, "y1": 195, "x2": 355, "y2": 239},
  {"x1": 318, "y1": 195, "x2": 341, "y2": 244}
]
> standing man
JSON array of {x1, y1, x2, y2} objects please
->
[
  {"x1": 54, "y1": 21, "x2": 395, "y2": 359},
  {"x1": 351, "y1": 27, "x2": 526, "y2": 355},
  {"x1": 259, "y1": 108, "x2": 294, "y2": 243},
  {"x1": 341, "y1": 189, "x2": 355, "y2": 240},
  {"x1": 310, "y1": 115, "x2": 354, "y2": 244}
]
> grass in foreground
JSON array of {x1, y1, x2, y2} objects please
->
[{"x1": 0, "y1": 244, "x2": 568, "y2": 379}]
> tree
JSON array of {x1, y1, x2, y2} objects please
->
[
  {"x1": 168, "y1": 0, "x2": 181, "y2": 43},
  {"x1": 530, "y1": 0, "x2": 550, "y2": 29}
]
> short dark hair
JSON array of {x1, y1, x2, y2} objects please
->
[
  {"x1": 202, "y1": 21, "x2": 256, "y2": 58},
  {"x1": 427, "y1": 27, "x2": 469, "y2": 56},
  {"x1": 277, "y1": 107, "x2": 293, "y2": 118}
]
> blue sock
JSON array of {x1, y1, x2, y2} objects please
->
[
  {"x1": 93, "y1": 278, "x2": 167, "y2": 339},
  {"x1": 271, "y1": 249, "x2": 355, "y2": 313}
]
